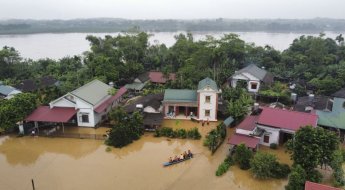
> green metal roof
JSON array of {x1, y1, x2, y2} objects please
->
[
  {"x1": 198, "y1": 77, "x2": 218, "y2": 91},
  {"x1": 70, "y1": 79, "x2": 112, "y2": 106},
  {"x1": 125, "y1": 82, "x2": 146, "y2": 91},
  {"x1": 316, "y1": 110, "x2": 345, "y2": 130},
  {"x1": 163, "y1": 89, "x2": 197, "y2": 102}
]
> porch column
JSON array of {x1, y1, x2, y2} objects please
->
[
  {"x1": 34, "y1": 121, "x2": 39, "y2": 134},
  {"x1": 185, "y1": 107, "x2": 188, "y2": 116},
  {"x1": 62, "y1": 122, "x2": 65, "y2": 133}
]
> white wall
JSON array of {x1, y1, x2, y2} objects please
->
[
  {"x1": 50, "y1": 96, "x2": 76, "y2": 108},
  {"x1": 144, "y1": 106, "x2": 159, "y2": 113},
  {"x1": 236, "y1": 128, "x2": 253, "y2": 136},
  {"x1": 247, "y1": 80, "x2": 261, "y2": 93},
  {"x1": 257, "y1": 124, "x2": 281, "y2": 146},
  {"x1": 76, "y1": 98, "x2": 95, "y2": 127},
  {"x1": 198, "y1": 88, "x2": 218, "y2": 121},
  {"x1": 231, "y1": 72, "x2": 261, "y2": 93}
]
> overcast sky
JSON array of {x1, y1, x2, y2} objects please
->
[{"x1": 1, "y1": 0, "x2": 345, "y2": 20}]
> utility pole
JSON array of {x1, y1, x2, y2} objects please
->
[{"x1": 31, "y1": 179, "x2": 35, "y2": 190}]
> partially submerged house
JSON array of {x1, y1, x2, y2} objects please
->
[
  {"x1": 0, "y1": 82, "x2": 22, "y2": 99},
  {"x1": 228, "y1": 64, "x2": 273, "y2": 93},
  {"x1": 162, "y1": 77, "x2": 220, "y2": 121},
  {"x1": 124, "y1": 93, "x2": 164, "y2": 130},
  {"x1": 26, "y1": 80, "x2": 127, "y2": 129},
  {"x1": 316, "y1": 88, "x2": 345, "y2": 137},
  {"x1": 228, "y1": 107, "x2": 318, "y2": 150}
]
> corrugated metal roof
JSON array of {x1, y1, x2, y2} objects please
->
[
  {"x1": 257, "y1": 107, "x2": 318, "y2": 131},
  {"x1": 332, "y1": 87, "x2": 345, "y2": 99},
  {"x1": 71, "y1": 79, "x2": 112, "y2": 106},
  {"x1": 305, "y1": 181, "x2": 342, "y2": 190},
  {"x1": 26, "y1": 106, "x2": 77, "y2": 123},
  {"x1": 0, "y1": 85, "x2": 16, "y2": 96},
  {"x1": 233, "y1": 64, "x2": 268, "y2": 81},
  {"x1": 237, "y1": 115, "x2": 258, "y2": 131},
  {"x1": 163, "y1": 89, "x2": 197, "y2": 102},
  {"x1": 223, "y1": 116, "x2": 234, "y2": 127},
  {"x1": 316, "y1": 110, "x2": 345, "y2": 130},
  {"x1": 94, "y1": 86, "x2": 128, "y2": 113},
  {"x1": 228, "y1": 133, "x2": 260, "y2": 149},
  {"x1": 198, "y1": 77, "x2": 218, "y2": 91}
]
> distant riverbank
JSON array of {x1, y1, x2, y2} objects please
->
[
  {"x1": 1, "y1": 18, "x2": 345, "y2": 35},
  {"x1": 0, "y1": 31, "x2": 343, "y2": 60}
]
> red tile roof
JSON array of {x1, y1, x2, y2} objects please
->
[
  {"x1": 26, "y1": 106, "x2": 77, "y2": 123},
  {"x1": 228, "y1": 133, "x2": 260, "y2": 149},
  {"x1": 148, "y1": 71, "x2": 176, "y2": 84},
  {"x1": 305, "y1": 181, "x2": 342, "y2": 190},
  {"x1": 94, "y1": 86, "x2": 127, "y2": 113},
  {"x1": 257, "y1": 107, "x2": 318, "y2": 131},
  {"x1": 237, "y1": 115, "x2": 259, "y2": 131}
]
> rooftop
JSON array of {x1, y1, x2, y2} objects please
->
[
  {"x1": 332, "y1": 87, "x2": 345, "y2": 99},
  {"x1": 232, "y1": 64, "x2": 273, "y2": 83},
  {"x1": 70, "y1": 79, "x2": 113, "y2": 106},
  {"x1": 148, "y1": 71, "x2": 176, "y2": 84},
  {"x1": 163, "y1": 89, "x2": 197, "y2": 103},
  {"x1": 228, "y1": 133, "x2": 260, "y2": 149},
  {"x1": 26, "y1": 106, "x2": 77, "y2": 123},
  {"x1": 0, "y1": 84, "x2": 18, "y2": 96},
  {"x1": 294, "y1": 95, "x2": 332, "y2": 112},
  {"x1": 237, "y1": 115, "x2": 259, "y2": 131},
  {"x1": 198, "y1": 77, "x2": 218, "y2": 91},
  {"x1": 316, "y1": 110, "x2": 345, "y2": 130},
  {"x1": 124, "y1": 93, "x2": 163, "y2": 113},
  {"x1": 257, "y1": 107, "x2": 318, "y2": 131},
  {"x1": 125, "y1": 82, "x2": 146, "y2": 91},
  {"x1": 305, "y1": 181, "x2": 342, "y2": 190},
  {"x1": 94, "y1": 86, "x2": 128, "y2": 113}
]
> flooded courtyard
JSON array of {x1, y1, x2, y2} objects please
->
[{"x1": 0, "y1": 120, "x2": 324, "y2": 190}]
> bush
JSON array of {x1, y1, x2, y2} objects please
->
[
  {"x1": 234, "y1": 144, "x2": 253, "y2": 170},
  {"x1": 271, "y1": 163, "x2": 290, "y2": 179},
  {"x1": 270, "y1": 143, "x2": 278, "y2": 149},
  {"x1": 204, "y1": 123, "x2": 227, "y2": 153},
  {"x1": 250, "y1": 152, "x2": 290, "y2": 179},
  {"x1": 216, "y1": 156, "x2": 234, "y2": 176},
  {"x1": 155, "y1": 127, "x2": 201, "y2": 140}
]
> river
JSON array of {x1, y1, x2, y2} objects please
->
[{"x1": 0, "y1": 31, "x2": 343, "y2": 60}]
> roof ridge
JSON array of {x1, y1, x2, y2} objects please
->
[
  {"x1": 70, "y1": 79, "x2": 102, "y2": 94},
  {"x1": 262, "y1": 106, "x2": 318, "y2": 116}
]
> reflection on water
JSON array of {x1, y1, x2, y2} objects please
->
[{"x1": 0, "y1": 120, "x2": 339, "y2": 190}]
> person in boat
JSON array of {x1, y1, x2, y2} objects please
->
[
  {"x1": 183, "y1": 151, "x2": 188, "y2": 158},
  {"x1": 188, "y1": 150, "x2": 193, "y2": 158},
  {"x1": 173, "y1": 155, "x2": 178, "y2": 162},
  {"x1": 180, "y1": 154, "x2": 184, "y2": 160},
  {"x1": 169, "y1": 157, "x2": 173, "y2": 163}
]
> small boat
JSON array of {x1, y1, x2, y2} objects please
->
[{"x1": 163, "y1": 155, "x2": 193, "y2": 167}]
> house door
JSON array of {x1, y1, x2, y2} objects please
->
[{"x1": 263, "y1": 135, "x2": 270, "y2": 143}]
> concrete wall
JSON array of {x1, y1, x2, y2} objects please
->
[
  {"x1": 197, "y1": 88, "x2": 218, "y2": 121},
  {"x1": 76, "y1": 99, "x2": 95, "y2": 127},
  {"x1": 257, "y1": 124, "x2": 281, "y2": 146},
  {"x1": 236, "y1": 128, "x2": 253, "y2": 136}
]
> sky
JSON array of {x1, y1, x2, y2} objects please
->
[{"x1": 1, "y1": 0, "x2": 345, "y2": 20}]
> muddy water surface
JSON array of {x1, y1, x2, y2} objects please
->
[{"x1": 0, "y1": 120, "x2": 295, "y2": 190}]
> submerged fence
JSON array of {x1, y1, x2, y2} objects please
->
[{"x1": 38, "y1": 132, "x2": 107, "y2": 140}]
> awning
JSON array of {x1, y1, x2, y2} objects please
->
[
  {"x1": 94, "y1": 86, "x2": 127, "y2": 113},
  {"x1": 223, "y1": 116, "x2": 234, "y2": 127},
  {"x1": 26, "y1": 106, "x2": 77, "y2": 123},
  {"x1": 228, "y1": 133, "x2": 260, "y2": 149}
]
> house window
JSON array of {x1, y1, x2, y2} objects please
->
[
  {"x1": 205, "y1": 110, "x2": 210, "y2": 117},
  {"x1": 251, "y1": 82, "x2": 258, "y2": 90},
  {"x1": 79, "y1": 114, "x2": 89, "y2": 123},
  {"x1": 263, "y1": 135, "x2": 270, "y2": 143},
  {"x1": 205, "y1": 96, "x2": 211, "y2": 103}
]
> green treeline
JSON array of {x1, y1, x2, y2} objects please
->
[
  {"x1": 1, "y1": 32, "x2": 345, "y2": 101},
  {"x1": 1, "y1": 18, "x2": 345, "y2": 34}
]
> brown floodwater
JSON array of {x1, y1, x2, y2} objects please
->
[{"x1": 0, "y1": 120, "x2": 339, "y2": 190}]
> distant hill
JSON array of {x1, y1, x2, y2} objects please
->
[{"x1": 0, "y1": 18, "x2": 345, "y2": 34}]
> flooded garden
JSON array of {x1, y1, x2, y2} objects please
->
[{"x1": 0, "y1": 120, "x2": 324, "y2": 190}]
